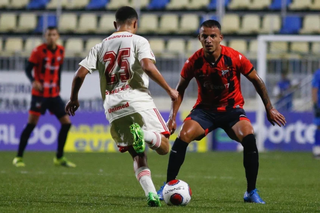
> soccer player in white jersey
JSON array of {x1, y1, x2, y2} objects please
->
[{"x1": 65, "y1": 6, "x2": 178, "y2": 207}]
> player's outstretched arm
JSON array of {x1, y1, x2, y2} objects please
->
[
  {"x1": 246, "y1": 69, "x2": 286, "y2": 127},
  {"x1": 167, "y1": 76, "x2": 190, "y2": 134},
  {"x1": 140, "y1": 58, "x2": 178, "y2": 101},
  {"x1": 65, "y1": 66, "x2": 89, "y2": 116}
]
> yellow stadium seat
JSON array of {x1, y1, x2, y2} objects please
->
[
  {"x1": 4, "y1": 38, "x2": 23, "y2": 56},
  {"x1": 269, "y1": 42, "x2": 288, "y2": 53},
  {"x1": 149, "y1": 39, "x2": 165, "y2": 56},
  {"x1": 188, "y1": 0, "x2": 210, "y2": 9},
  {"x1": 311, "y1": 42, "x2": 320, "y2": 55},
  {"x1": 221, "y1": 14, "x2": 240, "y2": 34},
  {"x1": 16, "y1": 13, "x2": 37, "y2": 32},
  {"x1": 247, "y1": 40, "x2": 258, "y2": 58},
  {"x1": 65, "y1": 38, "x2": 84, "y2": 57},
  {"x1": 248, "y1": 0, "x2": 271, "y2": 9},
  {"x1": 65, "y1": 0, "x2": 89, "y2": 9},
  {"x1": 0, "y1": 14, "x2": 16, "y2": 32},
  {"x1": 186, "y1": 39, "x2": 202, "y2": 56},
  {"x1": 46, "y1": 0, "x2": 68, "y2": 9},
  {"x1": 290, "y1": 42, "x2": 309, "y2": 54},
  {"x1": 166, "y1": 39, "x2": 185, "y2": 54},
  {"x1": 0, "y1": 0, "x2": 9, "y2": 8},
  {"x1": 10, "y1": 0, "x2": 29, "y2": 8},
  {"x1": 85, "y1": 38, "x2": 103, "y2": 52},
  {"x1": 97, "y1": 14, "x2": 116, "y2": 34},
  {"x1": 166, "y1": 0, "x2": 189, "y2": 9},
  {"x1": 228, "y1": 39, "x2": 247, "y2": 53},
  {"x1": 310, "y1": 0, "x2": 320, "y2": 10},
  {"x1": 139, "y1": 14, "x2": 158, "y2": 33},
  {"x1": 107, "y1": 0, "x2": 129, "y2": 10},
  {"x1": 59, "y1": 14, "x2": 77, "y2": 33},
  {"x1": 179, "y1": 14, "x2": 199, "y2": 34},
  {"x1": 300, "y1": 15, "x2": 320, "y2": 34},
  {"x1": 22, "y1": 38, "x2": 43, "y2": 57},
  {"x1": 129, "y1": 0, "x2": 149, "y2": 9},
  {"x1": 260, "y1": 15, "x2": 281, "y2": 34},
  {"x1": 289, "y1": 0, "x2": 312, "y2": 10},
  {"x1": 228, "y1": 0, "x2": 251, "y2": 9},
  {"x1": 0, "y1": 38, "x2": 3, "y2": 55},
  {"x1": 239, "y1": 15, "x2": 260, "y2": 34},
  {"x1": 159, "y1": 14, "x2": 178, "y2": 34},
  {"x1": 77, "y1": 14, "x2": 97, "y2": 34}
]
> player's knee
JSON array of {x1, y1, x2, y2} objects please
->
[
  {"x1": 179, "y1": 130, "x2": 194, "y2": 143},
  {"x1": 241, "y1": 134, "x2": 257, "y2": 153}
]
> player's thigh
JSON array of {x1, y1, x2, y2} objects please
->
[
  {"x1": 179, "y1": 120, "x2": 206, "y2": 143},
  {"x1": 140, "y1": 108, "x2": 170, "y2": 137},
  {"x1": 29, "y1": 95, "x2": 46, "y2": 119},
  {"x1": 226, "y1": 120, "x2": 254, "y2": 143},
  {"x1": 49, "y1": 96, "x2": 69, "y2": 122}
]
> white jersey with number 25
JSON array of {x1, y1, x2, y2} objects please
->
[{"x1": 79, "y1": 32, "x2": 157, "y2": 122}]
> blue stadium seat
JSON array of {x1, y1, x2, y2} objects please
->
[
  {"x1": 86, "y1": 0, "x2": 108, "y2": 9},
  {"x1": 208, "y1": 0, "x2": 230, "y2": 10},
  {"x1": 148, "y1": 0, "x2": 169, "y2": 9},
  {"x1": 269, "y1": 0, "x2": 292, "y2": 10},
  {"x1": 27, "y1": 0, "x2": 49, "y2": 9},
  {"x1": 279, "y1": 16, "x2": 301, "y2": 34},
  {"x1": 35, "y1": 15, "x2": 57, "y2": 33}
]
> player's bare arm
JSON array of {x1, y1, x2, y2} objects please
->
[
  {"x1": 65, "y1": 66, "x2": 89, "y2": 116},
  {"x1": 246, "y1": 69, "x2": 286, "y2": 127},
  {"x1": 140, "y1": 58, "x2": 178, "y2": 101},
  {"x1": 167, "y1": 76, "x2": 190, "y2": 134}
]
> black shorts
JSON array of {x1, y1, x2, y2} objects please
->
[
  {"x1": 185, "y1": 108, "x2": 251, "y2": 136},
  {"x1": 29, "y1": 95, "x2": 67, "y2": 119}
]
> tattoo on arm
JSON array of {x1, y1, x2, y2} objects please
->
[{"x1": 252, "y1": 76, "x2": 273, "y2": 110}]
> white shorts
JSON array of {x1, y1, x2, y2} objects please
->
[{"x1": 110, "y1": 108, "x2": 170, "y2": 152}]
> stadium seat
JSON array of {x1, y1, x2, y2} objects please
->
[
  {"x1": 77, "y1": 14, "x2": 97, "y2": 33},
  {"x1": 0, "y1": 0, "x2": 9, "y2": 8},
  {"x1": 248, "y1": 40, "x2": 258, "y2": 58},
  {"x1": 260, "y1": 15, "x2": 281, "y2": 33},
  {"x1": 310, "y1": 0, "x2": 320, "y2": 10},
  {"x1": 269, "y1": 41, "x2": 288, "y2": 57},
  {"x1": 269, "y1": 0, "x2": 291, "y2": 10},
  {"x1": 3, "y1": 38, "x2": 23, "y2": 56},
  {"x1": 85, "y1": 38, "x2": 102, "y2": 52},
  {"x1": 148, "y1": 0, "x2": 169, "y2": 9},
  {"x1": 0, "y1": 38, "x2": 2, "y2": 55},
  {"x1": 27, "y1": 0, "x2": 49, "y2": 9},
  {"x1": 289, "y1": 0, "x2": 311, "y2": 10},
  {"x1": 228, "y1": 0, "x2": 250, "y2": 10},
  {"x1": 248, "y1": 0, "x2": 271, "y2": 9},
  {"x1": 16, "y1": 13, "x2": 37, "y2": 32},
  {"x1": 0, "y1": 14, "x2": 16, "y2": 32},
  {"x1": 188, "y1": 0, "x2": 210, "y2": 9},
  {"x1": 22, "y1": 38, "x2": 43, "y2": 56},
  {"x1": 97, "y1": 14, "x2": 116, "y2": 33},
  {"x1": 290, "y1": 42, "x2": 309, "y2": 54},
  {"x1": 159, "y1": 14, "x2": 178, "y2": 34},
  {"x1": 221, "y1": 14, "x2": 240, "y2": 34},
  {"x1": 186, "y1": 39, "x2": 202, "y2": 56},
  {"x1": 166, "y1": 39, "x2": 185, "y2": 54},
  {"x1": 64, "y1": 38, "x2": 84, "y2": 57},
  {"x1": 86, "y1": 0, "x2": 108, "y2": 9},
  {"x1": 311, "y1": 42, "x2": 320, "y2": 55},
  {"x1": 106, "y1": 0, "x2": 129, "y2": 10},
  {"x1": 166, "y1": 0, "x2": 189, "y2": 10},
  {"x1": 58, "y1": 14, "x2": 77, "y2": 33},
  {"x1": 149, "y1": 39, "x2": 165, "y2": 56},
  {"x1": 300, "y1": 15, "x2": 320, "y2": 34},
  {"x1": 228, "y1": 39, "x2": 247, "y2": 53},
  {"x1": 35, "y1": 15, "x2": 57, "y2": 33},
  {"x1": 65, "y1": 0, "x2": 89, "y2": 9},
  {"x1": 239, "y1": 15, "x2": 260, "y2": 34},
  {"x1": 129, "y1": 0, "x2": 149, "y2": 9},
  {"x1": 46, "y1": 0, "x2": 67, "y2": 9},
  {"x1": 208, "y1": 0, "x2": 230, "y2": 10},
  {"x1": 279, "y1": 16, "x2": 301, "y2": 34},
  {"x1": 139, "y1": 14, "x2": 158, "y2": 33},
  {"x1": 10, "y1": 0, "x2": 29, "y2": 8},
  {"x1": 179, "y1": 14, "x2": 199, "y2": 34}
]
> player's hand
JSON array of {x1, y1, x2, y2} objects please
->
[
  {"x1": 32, "y1": 81, "x2": 43, "y2": 92},
  {"x1": 167, "y1": 117, "x2": 177, "y2": 135},
  {"x1": 168, "y1": 88, "x2": 179, "y2": 101},
  {"x1": 65, "y1": 100, "x2": 79, "y2": 116},
  {"x1": 267, "y1": 108, "x2": 286, "y2": 127}
]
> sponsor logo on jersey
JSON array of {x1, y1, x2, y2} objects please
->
[
  {"x1": 108, "y1": 102, "x2": 129, "y2": 113},
  {"x1": 221, "y1": 69, "x2": 229, "y2": 76}
]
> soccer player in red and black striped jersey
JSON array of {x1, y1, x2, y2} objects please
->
[
  {"x1": 157, "y1": 20, "x2": 286, "y2": 203},
  {"x1": 13, "y1": 27, "x2": 75, "y2": 168}
]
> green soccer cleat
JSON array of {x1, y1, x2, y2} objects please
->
[
  {"x1": 12, "y1": 157, "x2": 25, "y2": 167},
  {"x1": 130, "y1": 123, "x2": 145, "y2": 153},
  {"x1": 53, "y1": 157, "x2": 76, "y2": 168},
  {"x1": 147, "y1": 192, "x2": 161, "y2": 207}
]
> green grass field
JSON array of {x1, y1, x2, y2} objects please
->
[{"x1": 0, "y1": 151, "x2": 320, "y2": 213}]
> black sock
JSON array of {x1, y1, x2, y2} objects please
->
[
  {"x1": 242, "y1": 134, "x2": 259, "y2": 193},
  {"x1": 56, "y1": 124, "x2": 71, "y2": 159},
  {"x1": 17, "y1": 123, "x2": 36, "y2": 157},
  {"x1": 166, "y1": 138, "x2": 188, "y2": 183}
]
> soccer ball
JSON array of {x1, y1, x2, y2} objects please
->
[{"x1": 163, "y1": 179, "x2": 192, "y2": 206}]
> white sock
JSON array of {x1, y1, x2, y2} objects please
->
[
  {"x1": 143, "y1": 131, "x2": 161, "y2": 150},
  {"x1": 313, "y1": 146, "x2": 320, "y2": 155},
  {"x1": 135, "y1": 167, "x2": 157, "y2": 196}
]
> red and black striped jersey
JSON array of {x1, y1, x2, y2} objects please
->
[
  {"x1": 29, "y1": 44, "x2": 64, "y2": 98},
  {"x1": 181, "y1": 45, "x2": 254, "y2": 112}
]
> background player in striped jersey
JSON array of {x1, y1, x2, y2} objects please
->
[
  {"x1": 157, "y1": 20, "x2": 286, "y2": 204},
  {"x1": 13, "y1": 27, "x2": 75, "y2": 168},
  {"x1": 65, "y1": 6, "x2": 178, "y2": 207}
]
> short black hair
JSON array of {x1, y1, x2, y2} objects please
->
[
  {"x1": 46, "y1": 26, "x2": 58, "y2": 32},
  {"x1": 200, "y1": 20, "x2": 221, "y2": 31},
  {"x1": 115, "y1": 6, "x2": 138, "y2": 24}
]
